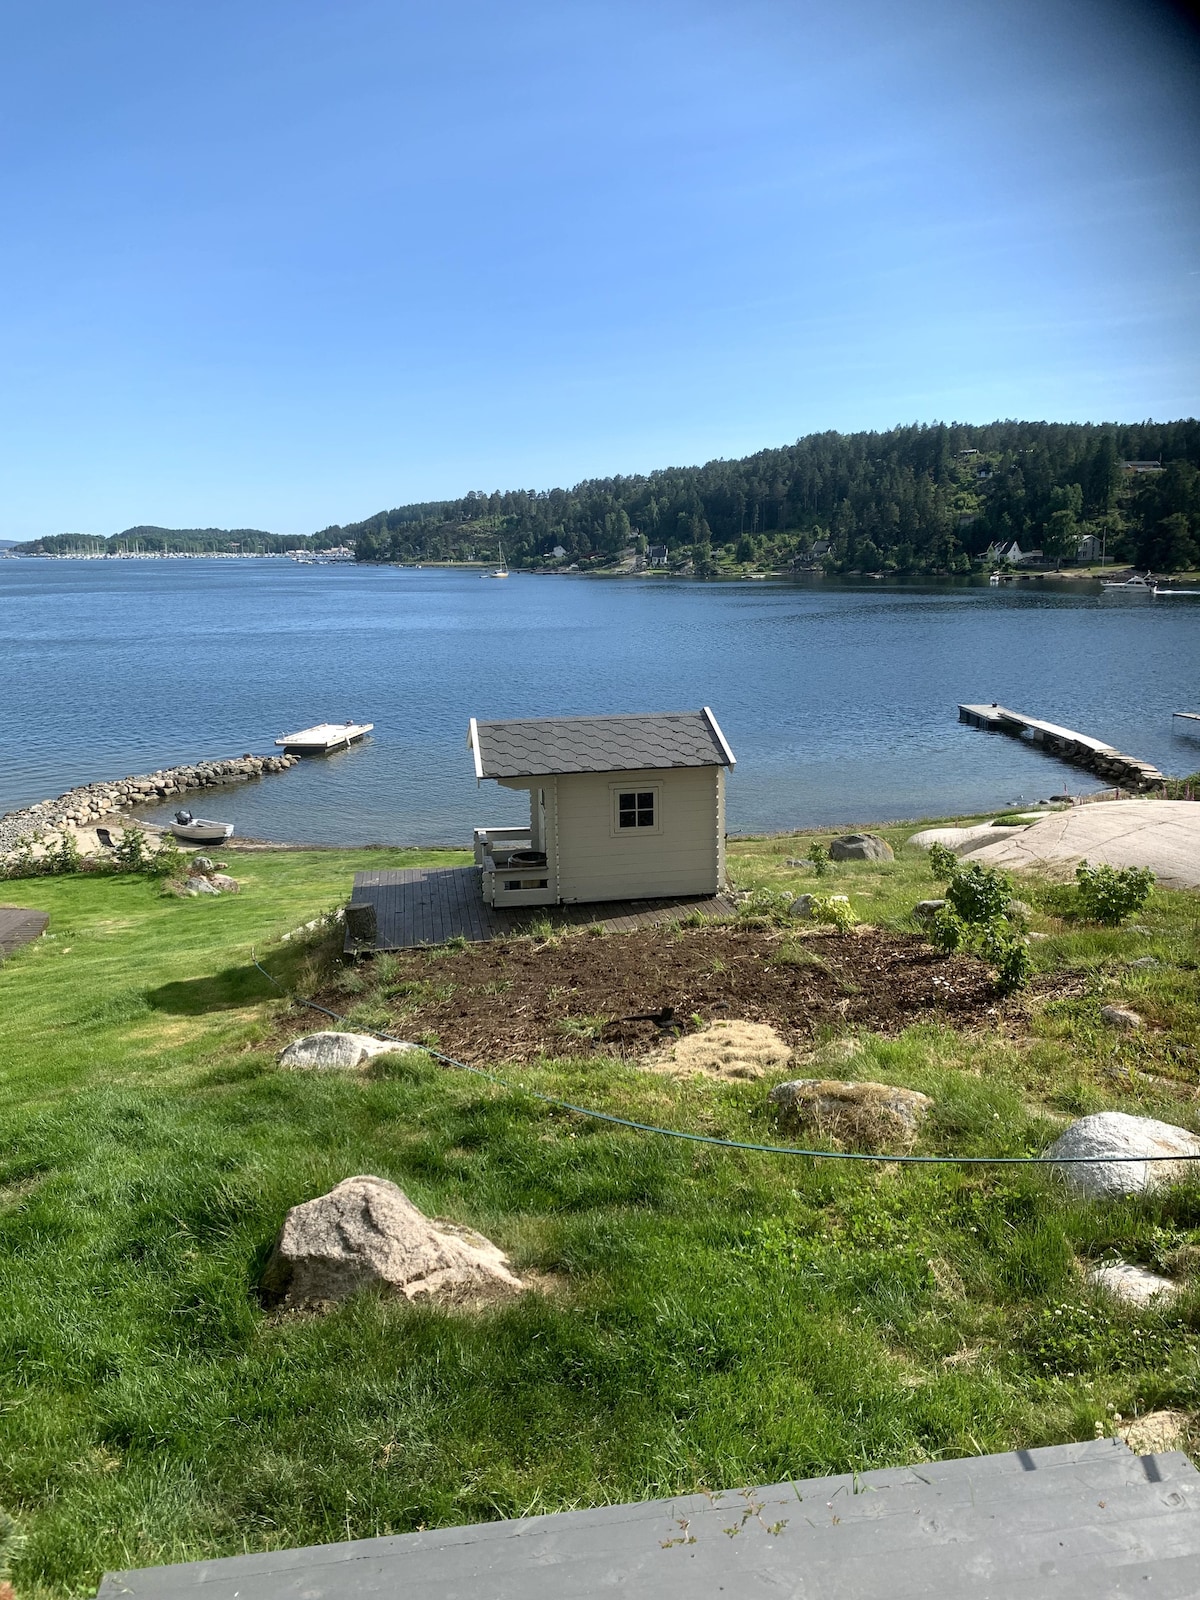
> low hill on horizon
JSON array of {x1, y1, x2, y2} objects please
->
[{"x1": 13, "y1": 525, "x2": 320, "y2": 556}]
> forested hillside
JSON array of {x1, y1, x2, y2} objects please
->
[{"x1": 335, "y1": 419, "x2": 1200, "y2": 574}]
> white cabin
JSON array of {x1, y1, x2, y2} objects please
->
[{"x1": 468, "y1": 709, "x2": 736, "y2": 908}]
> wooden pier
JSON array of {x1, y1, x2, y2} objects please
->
[
  {"x1": 345, "y1": 865, "x2": 736, "y2": 952},
  {"x1": 0, "y1": 905, "x2": 48, "y2": 960},
  {"x1": 958, "y1": 705, "x2": 1164, "y2": 790}
]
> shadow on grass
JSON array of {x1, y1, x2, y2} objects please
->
[
  {"x1": 147, "y1": 926, "x2": 345, "y2": 1014},
  {"x1": 147, "y1": 962, "x2": 278, "y2": 1014}
]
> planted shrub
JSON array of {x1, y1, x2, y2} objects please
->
[
  {"x1": 927, "y1": 841, "x2": 958, "y2": 882},
  {"x1": 807, "y1": 841, "x2": 829, "y2": 877},
  {"x1": 946, "y1": 862, "x2": 1012, "y2": 924},
  {"x1": 1074, "y1": 860, "x2": 1155, "y2": 926},
  {"x1": 807, "y1": 894, "x2": 858, "y2": 933},
  {"x1": 927, "y1": 861, "x2": 1030, "y2": 991}
]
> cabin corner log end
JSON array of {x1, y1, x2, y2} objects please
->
[{"x1": 958, "y1": 704, "x2": 1165, "y2": 791}]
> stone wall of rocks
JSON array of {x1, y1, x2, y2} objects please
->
[{"x1": 0, "y1": 752, "x2": 299, "y2": 856}]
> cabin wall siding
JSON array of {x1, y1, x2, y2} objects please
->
[{"x1": 554, "y1": 767, "x2": 720, "y2": 902}]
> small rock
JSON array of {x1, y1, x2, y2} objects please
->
[
  {"x1": 1128, "y1": 957, "x2": 1161, "y2": 970},
  {"x1": 1007, "y1": 900, "x2": 1032, "y2": 920},
  {"x1": 913, "y1": 899, "x2": 946, "y2": 920},
  {"x1": 769, "y1": 1078, "x2": 932, "y2": 1150},
  {"x1": 1043, "y1": 1111, "x2": 1200, "y2": 1197},
  {"x1": 1119, "y1": 1410, "x2": 1191, "y2": 1456},
  {"x1": 1087, "y1": 1262, "x2": 1177, "y2": 1308},
  {"x1": 208, "y1": 873, "x2": 240, "y2": 893},
  {"x1": 190, "y1": 856, "x2": 215, "y2": 875},
  {"x1": 828, "y1": 832, "x2": 894, "y2": 862},
  {"x1": 186, "y1": 876, "x2": 222, "y2": 895},
  {"x1": 278, "y1": 1031, "x2": 412, "y2": 1071},
  {"x1": 261, "y1": 1175, "x2": 525, "y2": 1307},
  {"x1": 784, "y1": 858, "x2": 806, "y2": 868},
  {"x1": 1101, "y1": 1005, "x2": 1142, "y2": 1030}
]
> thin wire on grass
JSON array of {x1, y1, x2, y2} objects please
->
[{"x1": 251, "y1": 950, "x2": 1200, "y2": 1170}]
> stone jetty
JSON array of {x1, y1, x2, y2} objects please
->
[{"x1": 0, "y1": 752, "x2": 299, "y2": 857}]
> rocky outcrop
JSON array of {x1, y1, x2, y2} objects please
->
[
  {"x1": 769, "y1": 1078, "x2": 932, "y2": 1150},
  {"x1": 1087, "y1": 1262, "x2": 1177, "y2": 1308},
  {"x1": 0, "y1": 752, "x2": 300, "y2": 858},
  {"x1": 1101, "y1": 1005, "x2": 1142, "y2": 1030},
  {"x1": 278, "y1": 1031, "x2": 412, "y2": 1070},
  {"x1": 1043, "y1": 1112, "x2": 1200, "y2": 1197},
  {"x1": 261, "y1": 1175, "x2": 525, "y2": 1307},
  {"x1": 828, "y1": 833, "x2": 894, "y2": 862}
]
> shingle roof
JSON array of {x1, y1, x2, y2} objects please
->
[{"x1": 469, "y1": 710, "x2": 735, "y2": 779}]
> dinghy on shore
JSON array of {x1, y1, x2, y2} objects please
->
[{"x1": 170, "y1": 811, "x2": 235, "y2": 845}]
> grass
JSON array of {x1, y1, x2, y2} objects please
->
[{"x1": 1, "y1": 831, "x2": 1199, "y2": 1596}]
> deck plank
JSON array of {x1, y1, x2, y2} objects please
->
[{"x1": 344, "y1": 868, "x2": 736, "y2": 953}]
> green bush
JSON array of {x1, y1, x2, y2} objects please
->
[
  {"x1": 1074, "y1": 860, "x2": 1155, "y2": 926},
  {"x1": 928, "y1": 861, "x2": 1030, "y2": 991},
  {"x1": 927, "y1": 841, "x2": 958, "y2": 881},
  {"x1": 806, "y1": 894, "x2": 858, "y2": 933},
  {"x1": 807, "y1": 841, "x2": 829, "y2": 877},
  {"x1": 947, "y1": 862, "x2": 1012, "y2": 924},
  {"x1": 111, "y1": 827, "x2": 151, "y2": 873}
]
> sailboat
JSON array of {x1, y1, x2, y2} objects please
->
[{"x1": 489, "y1": 541, "x2": 509, "y2": 578}]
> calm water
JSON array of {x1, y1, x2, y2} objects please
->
[{"x1": 1, "y1": 559, "x2": 1197, "y2": 844}]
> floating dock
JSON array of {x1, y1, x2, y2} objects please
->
[
  {"x1": 275, "y1": 721, "x2": 373, "y2": 754},
  {"x1": 958, "y1": 704, "x2": 1164, "y2": 790}
]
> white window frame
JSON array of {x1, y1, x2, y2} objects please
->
[{"x1": 610, "y1": 781, "x2": 661, "y2": 837}]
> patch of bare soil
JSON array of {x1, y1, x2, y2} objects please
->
[{"x1": 326, "y1": 926, "x2": 1005, "y2": 1063}]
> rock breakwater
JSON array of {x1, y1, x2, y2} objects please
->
[{"x1": 0, "y1": 753, "x2": 299, "y2": 857}]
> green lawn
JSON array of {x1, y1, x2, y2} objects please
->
[{"x1": 1, "y1": 834, "x2": 1199, "y2": 1597}]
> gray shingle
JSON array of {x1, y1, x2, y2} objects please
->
[{"x1": 470, "y1": 711, "x2": 734, "y2": 779}]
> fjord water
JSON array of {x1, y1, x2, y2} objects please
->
[{"x1": 2, "y1": 559, "x2": 1196, "y2": 845}]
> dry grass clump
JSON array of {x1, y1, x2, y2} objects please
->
[
  {"x1": 769, "y1": 1078, "x2": 933, "y2": 1151},
  {"x1": 647, "y1": 1018, "x2": 792, "y2": 1081}
]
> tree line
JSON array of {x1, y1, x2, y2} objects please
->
[
  {"x1": 14, "y1": 419, "x2": 1200, "y2": 572},
  {"x1": 333, "y1": 418, "x2": 1200, "y2": 574}
]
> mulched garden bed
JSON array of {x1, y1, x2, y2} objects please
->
[{"x1": 326, "y1": 926, "x2": 1008, "y2": 1063}]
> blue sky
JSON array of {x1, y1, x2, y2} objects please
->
[{"x1": 1, "y1": 0, "x2": 1197, "y2": 539}]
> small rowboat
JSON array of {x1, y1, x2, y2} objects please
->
[{"x1": 170, "y1": 811, "x2": 235, "y2": 845}]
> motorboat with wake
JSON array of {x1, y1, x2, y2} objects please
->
[
  {"x1": 1100, "y1": 573, "x2": 1152, "y2": 590},
  {"x1": 170, "y1": 811, "x2": 235, "y2": 845}
]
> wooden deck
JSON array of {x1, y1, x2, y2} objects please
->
[
  {"x1": 0, "y1": 905, "x2": 49, "y2": 959},
  {"x1": 98, "y1": 1437, "x2": 1200, "y2": 1600},
  {"x1": 346, "y1": 866, "x2": 736, "y2": 952}
]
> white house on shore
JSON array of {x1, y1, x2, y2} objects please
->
[{"x1": 468, "y1": 710, "x2": 735, "y2": 908}]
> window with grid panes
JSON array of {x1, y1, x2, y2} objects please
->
[{"x1": 616, "y1": 790, "x2": 655, "y2": 829}]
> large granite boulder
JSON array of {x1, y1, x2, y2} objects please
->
[
  {"x1": 1044, "y1": 1112, "x2": 1200, "y2": 1197},
  {"x1": 828, "y1": 833, "x2": 894, "y2": 862},
  {"x1": 769, "y1": 1078, "x2": 932, "y2": 1150},
  {"x1": 261, "y1": 1175, "x2": 525, "y2": 1307},
  {"x1": 278, "y1": 1031, "x2": 412, "y2": 1071}
]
